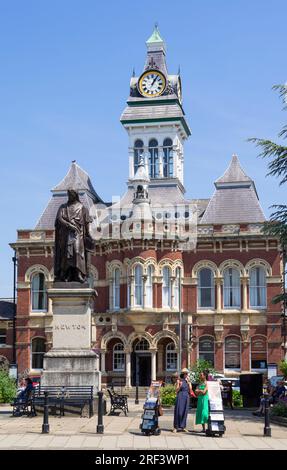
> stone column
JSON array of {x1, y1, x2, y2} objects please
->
[
  {"x1": 125, "y1": 351, "x2": 131, "y2": 388},
  {"x1": 215, "y1": 277, "x2": 222, "y2": 312},
  {"x1": 101, "y1": 351, "x2": 106, "y2": 373},
  {"x1": 171, "y1": 277, "x2": 175, "y2": 309},
  {"x1": 109, "y1": 278, "x2": 113, "y2": 310},
  {"x1": 151, "y1": 350, "x2": 157, "y2": 381},
  {"x1": 129, "y1": 148, "x2": 134, "y2": 178},
  {"x1": 242, "y1": 277, "x2": 248, "y2": 311},
  {"x1": 130, "y1": 275, "x2": 135, "y2": 308},
  {"x1": 143, "y1": 275, "x2": 147, "y2": 309}
]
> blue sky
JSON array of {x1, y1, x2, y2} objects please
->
[{"x1": 0, "y1": 0, "x2": 286, "y2": 297}]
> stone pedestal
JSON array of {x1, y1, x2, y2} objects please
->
[{"x1": 41, "y1": 284, "x2": 101, "y2": 394}]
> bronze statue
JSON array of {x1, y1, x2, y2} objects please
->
[{"x1": 54, "y1": 189, "x2": 94, "y2": 283}]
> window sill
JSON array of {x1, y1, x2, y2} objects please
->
[{"x1": 249, "y1": 307, "x2": 267, "y2": 312}]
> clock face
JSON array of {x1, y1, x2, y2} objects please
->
[{"x1": 138, "y1": 70, "x2": 166, "y2": 97}]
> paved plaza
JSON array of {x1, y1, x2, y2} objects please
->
[{"x1": 1, "y1": 400, "x2": 287, "y2": 450}]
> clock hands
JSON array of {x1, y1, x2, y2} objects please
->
[{"x1": 151, "y1": 75, "x2": 158, "y2": 88}]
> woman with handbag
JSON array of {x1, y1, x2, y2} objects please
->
[{"x1": 172, "y1": 368, "x2": 193, "y2": 433}]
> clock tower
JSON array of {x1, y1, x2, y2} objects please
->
[{"x1": 120, "y1": 26, "x2": 191, "y2": 194}]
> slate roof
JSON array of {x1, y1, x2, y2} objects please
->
[
  {"x1": 35, "y1": 162, "x2": 103, "y2": 230},
  {"x1": 0, "y1": 300, "x2": 14, "y2": 320},
  {"x1": 120, "y1": 102, "x2": 185, "y2": 122},
  {"x1": 201, "y1": 155, "x2": 266, "y2": 224}
]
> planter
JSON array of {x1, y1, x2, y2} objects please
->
[{"x1": 270, "y1": 415, "x2": 287, "y2": 427}]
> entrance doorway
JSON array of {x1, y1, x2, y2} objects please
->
[{"x1": 131, "y1": 338, "x2": 152, "y2": 386}]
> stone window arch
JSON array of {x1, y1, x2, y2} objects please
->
[
  {"x1": 192, "y1": 260, "x2": 218, "y2": 279},
  {"x1": 25, "y1": 264, "x2": 51, "y2": 283}
]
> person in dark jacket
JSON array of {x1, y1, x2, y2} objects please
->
[
  {"x1": 18, "y1": 377, "x2": 34, "y2": 400},
  {"x1": 173, "y1": 368, "x2": 193, "y2": 433}
]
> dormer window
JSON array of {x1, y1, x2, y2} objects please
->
[
  {"x1": 163, "y1": 138, "x2": 173, "y2": 177},
  {"x1": 134, "y1": 139, "x2": 144, "y2": 174},
  {"x1": 148, "y1": 139, "x2": 159, "y2": 178}
]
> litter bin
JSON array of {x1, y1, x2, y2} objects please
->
[{"x1": 240, "y1": 373, "x2": 263, "y2": 408}]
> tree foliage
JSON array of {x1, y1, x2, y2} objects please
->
[{"x1": 249, "y1": 84, "x2": 287, "y2": 308}]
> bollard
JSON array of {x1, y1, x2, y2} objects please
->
[
  {"x1": 135, "y1": 384, "x2": 139, "y2": 405},
  {"x1": 263, "y1": 393, "x2": 271, "y2": 437},
  {"x1": 42, "y1": 391, "x2": 50, "y2": 434},
  {"x1": 97, "y1": 391, "x2": 104, "y2": 434}
]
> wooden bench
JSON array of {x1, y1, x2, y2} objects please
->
[
  {"x1": 33, "y1": 385, "x2": 94, "y2": 418},
  {"x1": 11, "y1": 389, "x2": 36, "y2": 417},
  {"x1": 107, "y1": 388, "x2": 129, "y2": 416}
]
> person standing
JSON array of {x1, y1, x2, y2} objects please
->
[
  {"x1": 173, "y1": 368, "x2": 192, "y2": 433},
  {"x1": 195, "y1": 371, "x2": 209, "y2": 432}
]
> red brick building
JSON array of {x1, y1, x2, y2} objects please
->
[{"x1": 10, "y1": 27, "x2": 284, "y2": 386}]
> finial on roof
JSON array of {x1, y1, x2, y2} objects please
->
[
  {"x1": 132, "y1": 67, "x2": 135, "y2": 77},
  {"x1": 178, "y1": 64, "x2": 181, "y2": 75},
  {"x1": 232, "y1": 153, "x2": 238, "y2": 159},
  {"x1": 72, "y1": 160, "x2": 76, "y2": 163}
]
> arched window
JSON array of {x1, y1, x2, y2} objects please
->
[
  {"x1": 148, "y1": 139, "x2": 159, "y2": 178},
  {"x1": 135, "y1": 265, "x2": 143, "y2": 307},
  {"x1": 225, "y1": 336, "x2": 241, "y2": 370},
  {"x1": 31, "y1": 337, "x2": 46, "y2": 369},
  {"x1": 146, "y1": 265, "x2": 154, "y2": 308},
  {"x1": 135, "y1": 339, "x2": 150, "y2": 351},
  {"x1": 249, "y1": 267, "x2": 267, "y2": 308},
  {"x1": 166, "y1": 342, "x2": 178, "y2": 371},
  {"x1": 174, "y1": 268, "x2": 181, "y2": 309},
  {"x1": 199, "y1": 336, "x2": 215, "y2": 366},
  {"x1": 223, "y1": 268, "x2": 241, "y2": 308},
  {"x1": 251, "y1": 336, "x2": 267, "y2": 369},
  {"x1": 134, "y1": 139, "x2": 144, "y2": 174},
  {"x1": 163, "y1": 138, "x2": 173, "y2": 177},
  {"x1": 162, "y1": 266, "x2": 171, "y2": 308},
  {"x1": 198, "y1": 268, "x2": 215, "y2": 308},
  {"x1": 31, "y1": 273, "x2": 47, "y2": 311},
  {"x1": 113, "y1": 343, "x2": 125, "y2": 371},
  {"x1": 113, "y1": 268, "x2": 120, "y2": 310}
]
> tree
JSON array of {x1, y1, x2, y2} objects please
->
[{"x1": 249, "y1": 84, "x2": 287, "y2": 356}]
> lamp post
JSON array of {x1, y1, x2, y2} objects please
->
[{"x1": 9, "y1": 251, "x2": 18, "y2": 379}]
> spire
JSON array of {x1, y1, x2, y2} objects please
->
[
  {"x1": 144, "y1": 25, "x2": 167, "y2": 75},
  {"x1": 200, "y1": 154, "x2": 265, "y2": 224},
  {"x1": 215, "y1": 154, "x2": 252, "y2": 186},
  {"x1": 52, "y1": 161, "x2": 102, "y2": 199},
  {"x1": 146, "y1": 24, "x2": 165, "y2": 46}
]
